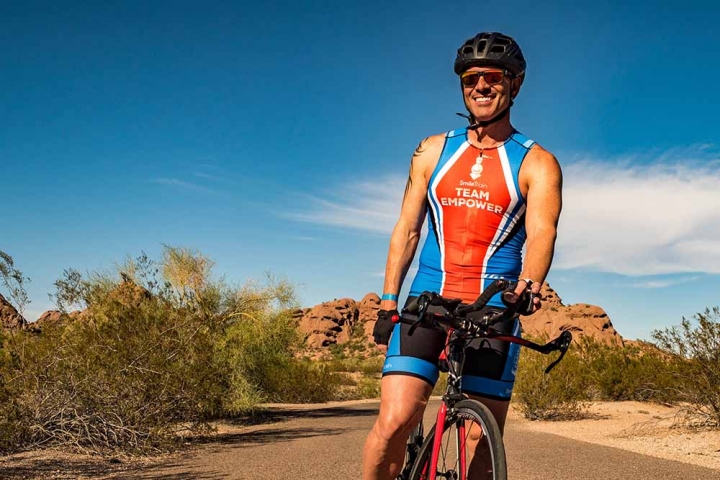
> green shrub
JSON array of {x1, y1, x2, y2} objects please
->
[
  {"x1": 513, "y1": 333, "x2": 683, "y2": 421},
  {"x1": 513, "y1": 339, "x2": 589, "y2": 420},
  {"x1": 253, "y1": 360, "x2": 340, "y2": 404},
  {"x1": 322, "y1": 355, "x2": 384, "y2": 375},
  {"x1": 0, "y1": 246, "x2": 326, "y2": 454},
  {"x1": 652, "y1": 308, "x2": 720, "y2": 427},
  {"x1": 0, "y1": 332, "x2": 30, "y2": 452},
  {"x1": 359, "y1": 356, "x2": 385, "y2": 375},
  {"x1": 574, "y1": 337, "x2": 676, "y2": 403},
  {"x1": 355, "y1": 376, "x2": 381, "y2": 399}
]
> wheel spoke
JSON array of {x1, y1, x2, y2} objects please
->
[{"x1": 407, "y1": 401, "x2": 507, "y2": 480}]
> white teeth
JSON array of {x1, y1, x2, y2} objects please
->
[{"x1": 474, "y1": 97, "x2": 493, "y2": 102}]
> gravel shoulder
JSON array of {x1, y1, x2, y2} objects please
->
[
  {"x1": 1, "y1": 400, "x2": 718, "y2": 478},
  {"x1": 509, "y1": 400, "x2": 720, "y2": 471}
]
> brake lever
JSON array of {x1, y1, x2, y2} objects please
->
[
  {"x1": 407, "y1": 294, "x2": 430, "y2": 336},
  {"x1": 544, "y1": 349, "x2": 566, "y2": 374},
  {"x1": 544, "y1": 331, "x2": 573, "y2": 374}
]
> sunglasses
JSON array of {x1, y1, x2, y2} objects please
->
[{"x1": 460, "y1": 70, "x2": 512, "y2": 88}]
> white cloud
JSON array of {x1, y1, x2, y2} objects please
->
[
  {"x1": 289, "y1": 176, "x2": 405, "y2": 234},
  {"x1": 627, "y1": 275, "x2": 702, "y2": 289},
  {"x1": 292, "y1": 145, "x2": 720, "y2": 276},
  {"x1": 556, "y1": 147, "x2": 720, "y2": 275},
  {"x1": 152, "y1": 178, "x2": 217, "y2": 194}
]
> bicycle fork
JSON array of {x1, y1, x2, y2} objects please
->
[
  {"x1": 428, "y1": 402, "x2": 448, "y2": 480},
  {"x1": 426, "y1": 335, "x2": 470, "y2": 480}
]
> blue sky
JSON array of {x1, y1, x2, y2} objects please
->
[{"x1": 2, "y1": 0, "x2": 719, "y2": 340}]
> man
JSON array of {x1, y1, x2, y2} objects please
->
[{"x1": 362, "y1": 32, "x2": 563, "y2": 479}]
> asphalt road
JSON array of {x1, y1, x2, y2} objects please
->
[{"x1": 120, "y1": 400, "x2": 720, "y2": 480}]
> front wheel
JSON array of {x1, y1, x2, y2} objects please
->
[{"x1": 408, "y1": 399, "x2": 507, "y2": 480}]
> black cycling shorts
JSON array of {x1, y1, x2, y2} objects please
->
[{"x1": 381, "y1": 297, "x2": 522, "y2": 401}]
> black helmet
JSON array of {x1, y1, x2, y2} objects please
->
[{"x1": 454, "y1": 32, "x2": 526, "y2": 76}]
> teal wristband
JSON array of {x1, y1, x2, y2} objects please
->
[{"x1": 381, "y1": 293, "x2": 399, "y2": 301}]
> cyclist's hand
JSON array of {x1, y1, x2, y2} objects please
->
[
  {"x1": 372, "y1": 309, "x2": 399, "y2": 352},
  {"x1": 504, "y1": 280, "x2": 541, "y2": 315},
  {"x1": 515, "y1": 279, "x2": 542, "y2": 315}
]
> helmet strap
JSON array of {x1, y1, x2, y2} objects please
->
[{"x1": 457, "y1": 98, "x2": 513, "y2": 130}]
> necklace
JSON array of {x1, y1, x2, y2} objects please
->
[{"x1": 470, "y1": 148, "x2": 486, "y2": 180}]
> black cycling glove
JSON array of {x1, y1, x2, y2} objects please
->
[
  {"x1": 372, "y1": 309, "x2": 399, "y2": 346},
  {"x1": 501, "y1": 280, "x2": 536, "y2": 316}
]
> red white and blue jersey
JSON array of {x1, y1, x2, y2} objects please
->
[{"x1": 409, "y1": 129, "x2": 536, "y2": 307}]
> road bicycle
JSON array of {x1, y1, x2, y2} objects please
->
[{"x1": 395, "y1": 279, "x2": 573, "y2": 480}]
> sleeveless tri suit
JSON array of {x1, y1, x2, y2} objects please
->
[{"x1": 382, "y1": 128, "x2": 537, "y2": 400}]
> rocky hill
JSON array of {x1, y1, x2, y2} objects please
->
[
  {"x1": 520, "y1": 283, "x2": 623, "y2": 346},
  {"x1": 3, "y1": 282, "x2": 623, "y2": 352},
  {"x1": 0, "y1": 293, "x2": 26, "y2": 329},
  {"x1": 295, "y1": 283, "x2": 623, "y2": 355}
]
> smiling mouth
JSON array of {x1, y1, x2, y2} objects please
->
[{"x1": 472, "y1": 96, "x2": 494, "y2": 104}]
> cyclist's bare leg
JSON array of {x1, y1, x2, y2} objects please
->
[
  {"x1": 465, "y1": 395, "x2": 510, "y2": 479},
  {"x1": 362, "y1": 374, "x2": 433, "y2": 480}
]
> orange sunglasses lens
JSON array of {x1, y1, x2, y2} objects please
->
[{"x1": 460, "y1": 70, "x2": 505, "y2": 87}]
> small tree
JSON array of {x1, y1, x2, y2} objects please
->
[
  {"x1": 652, "y1": 308, "x2": 720, "y2": 427},
  {"x1": 0, "y1": 250, "x2": 30, "y2": 316},
  {"x1": 513, "y1": 337, "x2": 589, "y2": 421}
]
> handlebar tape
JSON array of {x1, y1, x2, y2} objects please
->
[{"x1": 455, "y1": 279, "x2": 509, "y2": 315}]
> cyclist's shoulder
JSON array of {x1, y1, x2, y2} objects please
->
[
  {"x1": 417, "y1": 132, "x2": 448, "y2": 151},
  {"x1": 522, "y1": 142, "x2": 561, "y2": 173},
  {"x1": 410, "y1": 133, "x2": 447, "y2": 169},
  {"x1": 519, "y1": 141, "x2": 562, "y2": 190}
]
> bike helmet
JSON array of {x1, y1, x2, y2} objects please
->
[{"x1": 454, "y1": 32, "x2": 526, "y2": 76}]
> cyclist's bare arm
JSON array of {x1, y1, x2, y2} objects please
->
[
  {"x1": 380, "y1": 134, "x2": 445, "y2": 312},
  {"x1": 517, "y1": 145, "x2": 563, "y2": 306}
]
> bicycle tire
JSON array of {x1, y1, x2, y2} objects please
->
[{"x1": 408, "y1": 399, "x2": 507, "y2": 480}]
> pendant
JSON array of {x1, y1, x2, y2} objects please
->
[{"x1": 470, "y1": 149, "x2": 486, "y2": 180}]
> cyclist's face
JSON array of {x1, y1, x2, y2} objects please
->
[{"x1": 460, "y1": 67, "x2": 522, "y2": 121}]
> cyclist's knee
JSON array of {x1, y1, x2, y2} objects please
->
[
  {"x1": 374, "y1": 401, "x2": 427, "y2": 442},
  {"x1": 373, "y1": 405, "x2": 422, "y2": 442},
  {"x1": 373, "y1": 374, "x2": 432, "y2": 442}
]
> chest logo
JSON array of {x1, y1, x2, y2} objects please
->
[{"x1": 470, "y1": 153, "x2": 490, "y2": 180}]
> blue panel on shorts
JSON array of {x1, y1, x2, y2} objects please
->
[
  {"x1": 382, "y1": 356, "x2": 440, "y2": 385},
  {"x1": 462, "y1": 375, "x2": 515, "y2": 400}
]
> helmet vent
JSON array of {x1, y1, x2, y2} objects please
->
[{"x1": 454, "y1": 32, "x2": 526, "y2": 75}]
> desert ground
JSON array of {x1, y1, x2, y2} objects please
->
[
  {"x1": 509, "y1": 400, "x2": 720, "y2": 471},
  {"x1": 1, "y1": 400, "x2": 718, "y2": 478}
]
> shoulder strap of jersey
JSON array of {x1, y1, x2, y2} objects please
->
[
  {"x1": 446, "y1": 128, "x2": 466, "y2": 139},
  {"x1": 510, "y1": 131, "x2": 536, "y2": 150}
]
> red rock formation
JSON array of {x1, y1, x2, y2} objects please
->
[
  {"x1": 297, "y1": 298, "x2": 359, "y2": 348},
  {"x1": 520, "y1": 283, "x2": 623, "y2": 346},
  {"x1": 0, "y1": 293, "x2": 26, "y2": 329},
  {"x1": 299, "y1": 284, "x2": 624, "y2": 351},
  {"x1": 358, "y1": 293, "x2": 381, "y2": 341},
  {"x1": 36, "y1": 310, "x2": 63, "y2": 324}
]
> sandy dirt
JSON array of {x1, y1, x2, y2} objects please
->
[
  {"x1": 1, "y1": 400, "x2": 718, "y2": 477},
  {"x1": 508, "y1": 401, "x2": 720, "y2": 471}
]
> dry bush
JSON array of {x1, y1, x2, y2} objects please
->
[
  {"x1": 513, "y1": 333, "x2": 684, "y2": 422},
  {"x1": 652, "y1": 308, "x2": 720, "y2": 427},
  {"x1": 0, "y1": 250, "x2": 30, "y2": 316},
  {"x1": 573, "y1": 337, "x2": 677, "y2": 403},
  {"x1": 513, "y1": 340, "x2": 589, "y2": 421},
  {"x1": 0, "y1": 246, "x2": 336, "y2": 455}
]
